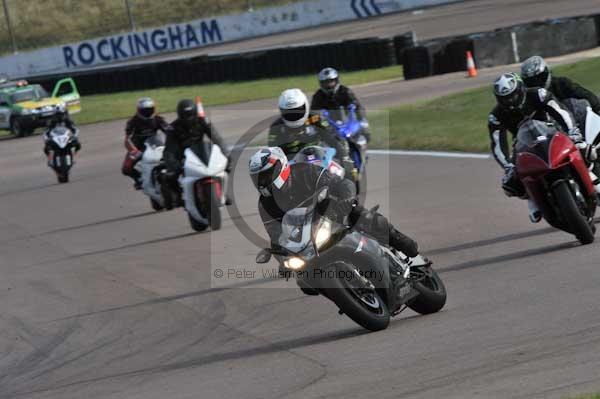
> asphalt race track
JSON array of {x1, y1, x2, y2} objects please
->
[
  {"x1": 2, "y1": 97, "x2": 600, "y2": 399},
  {"x1": 2, "y1": 1, "x2": 600, "y2": 397}
]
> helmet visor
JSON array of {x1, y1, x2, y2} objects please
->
[
  {"x1": 320, "y1": 79, "x2": 338, "y2": 91},
  {"x1": 281, "y1": 104, "x2": 307, "y2": 123},
  {"x1": 139, "y1": 106, "x2": 155, "y2": 118},
  {"x1": 251, "y1": 161, "x2": 283, "y2": 191},
  {"x1": 498, "y1": 89, "x2": 525, "y2": 109},
  {"x1": 523, "y1": 70, "x2": 549, "y2": 88}
]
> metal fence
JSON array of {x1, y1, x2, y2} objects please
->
[{"x1": 0, "y1": 0, "x2": 300, "y2": 55}]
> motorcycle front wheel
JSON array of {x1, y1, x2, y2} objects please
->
[
  {"x1": 197, "y1": 182, "x2": 221, "y2": 231},
  {"x1": 324, "y1": 261, "x2": 390, "y2": 331},
  {"x1": 553, "y1": 180, "x2": 595, "y2": 244}
]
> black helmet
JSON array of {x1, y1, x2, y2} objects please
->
[
  {"x1": 318, "y1": 67, "x2": 340, "y2": 95},
  {"x1": 521, "y1": 56, "x2": 551, "y2": 90},
  {"x1": 55, "y1": 103, "x2": 68, "y2": 122},
  {"x1": 177, "y1": 99, "x2": 197, "y2": 121},
  {"x1": 494, "y1": 73, "x2": 527, "y2": 111},
  {"x1": 249, "y1": 147, "x2": 290, "y2": 197},
  {"x1": 137, "y1": 97, "x2": 155, "y2": 119}
]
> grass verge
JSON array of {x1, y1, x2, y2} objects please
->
[
  {"x1": 369, "y1": 56, "x2": 600, "y2": 152},
  {"x1": 568, "y1": 394, "x2": 600, "y2": 399},
  {"x1": 71, "y1": 65, "x2": 403, "y2": 126}
]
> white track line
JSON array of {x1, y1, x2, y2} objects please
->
[{"x1": 234, "y1": 145, "x2": 490, "y2": 159}]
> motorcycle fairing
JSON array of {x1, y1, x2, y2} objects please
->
[{"x1": 181, "y1": 144, "x2": 227, "y2": 224}]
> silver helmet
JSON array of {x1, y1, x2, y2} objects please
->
[{"x1": 521, "y1": 56, "x2": 551, "y2": 90}]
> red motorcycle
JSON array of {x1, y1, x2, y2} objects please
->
[{"x1": 515, "y1": 119, "x2": 597, "y2": 244}]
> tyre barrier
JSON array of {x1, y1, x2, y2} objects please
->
[
  {"x1": 29, "y1": 36, "x2": 402, "y2": 95},
  {"x1": 402, "y1": 46, "x2": 434, "y2": 80}
]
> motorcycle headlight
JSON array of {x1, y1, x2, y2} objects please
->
[
  {"x1": 21, "y1": 108, "x2": 32, "y2": 115},
  {"x1": 284, "y1": 257, "x2": 306, "y2": 270},
  {"x1": 315, "y1": 219, "x2": 332, "y2": 249}
]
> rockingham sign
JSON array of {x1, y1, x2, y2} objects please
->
[
  {"x1": 1, "y1": 0, "x2": 462, "y2": 78},
  {"x1": 62, "y1": 20, "x2": 222, "y2": 68}
]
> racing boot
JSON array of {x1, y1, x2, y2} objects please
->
[
  {"x1": 528, "y1": 199, "x2": 542, "y2": 223},
  {"x1": 389, "y1": 227, "x2": 419, "y2": 258}
]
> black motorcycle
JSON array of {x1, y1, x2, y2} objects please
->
[
  {"x1": 45, "y1": 126, "x2": 78, "y2": 183},
  {"x1": 256, "y1": 153, "x2": 446, "y2": 331}
]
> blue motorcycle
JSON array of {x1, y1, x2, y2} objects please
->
[{"x1": 322, "y1": 104, "x2": 368, "y2": 196}]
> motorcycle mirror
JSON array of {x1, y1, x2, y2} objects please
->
[
  {"x1": 369, "y1": 204, "x2": 380, "y2": 213},
  {"x1": 256, "y1": 249, "x2": 272, "y2": 264}
]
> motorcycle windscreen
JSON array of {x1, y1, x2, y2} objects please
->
[
  {"x1": 50, "y1": 127, "x2": 72, "y2": 149},
  {"x1": 515, "y1": 119, "x2": 555, "y2": 159},
  {"x1": 278, "y1": 207, "x2": 314, "y2": 254}
]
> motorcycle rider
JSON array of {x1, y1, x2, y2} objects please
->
[
  {"x1": 122, "y1": 97, "x2": 170, "y2": 190},
  {"x1": 250, "y1": 146, "x2": 419, "y2": 266},
  {"x1": 311, "y1": 67, "x2": 371, "y2": 141},
  {"x1": 163, "y1": 98, "x2": 231, "y2": 205},
  {"x1": 269, "y1": 88, "x2": 356, "y2": 181},
  {"x1": 521, "y1": 56, "x2": 600, "y2": 117},
  {"x1": 43, "y1": 103, "x2": 81, "y2": 163},
  {"x1": 488, "y1": 72, "x2": 598, "y2": 222}
]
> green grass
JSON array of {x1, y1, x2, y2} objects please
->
[
  {"x1": 369, "y1": 56, "x2": 600, "y2": 152},
  {"x1": 71, "y1": 65, "x2": 403, "y2": 125},
  {"x1": 568, "y1": 394, "x2": 600, "y2": 399}
]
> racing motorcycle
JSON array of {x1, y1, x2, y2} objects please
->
[
  {"x1": 180, "y1": 142, "x2": 228, "y2": 232},
  {"x1": 137, "y1": 135, "x2": 173, "y2": 211},
  {"x1": 514, "y1": 113, "x2": 600, "y2": 244},
  {"x1": 322, "y1": 104, "x2": 368, "y2": 195},
  {"x1": 45, "y1": 126, "x2": 78, "y2": 183},
  {"x1": 256, "y1": 149, "x2": 446, "y2": 332}
]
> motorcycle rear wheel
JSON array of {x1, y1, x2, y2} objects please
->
[
  {"x1": 324, "y1": 262, "x2": 390, "y2": 331},
  {"x1": 150, "y1": 198, "x2": 164, "y2": 211},
  {"x1": 57, "y1": 173, "x2": 69, "y2": 183},
  {"x1": 553, "y1": 180, "x2": 595, "y2": 245}
]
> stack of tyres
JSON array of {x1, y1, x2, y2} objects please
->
[
  {"x1": 402, "y1": 46, "x2": 434, "y2": 79},
  {"x1": 394, "y1": 32, "x2": 417, "y2": 65}
]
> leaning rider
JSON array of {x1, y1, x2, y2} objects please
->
[{"x1": 488, "y1": 73, "x2": 598, "y2": 223}]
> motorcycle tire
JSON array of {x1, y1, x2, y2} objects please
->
[
  {"x1": 553, "y1": 180, "x2": 595, "y2": 245},
  {"x1": 188, "y1": 213, "x2": 208, "y2": 232},
  {"x1": 150, "y1": 198, "x2": 164, "y2": 211},
  {"x1": 199, "y1": 183, "x2": 221, "y2": 231},
  {"x1": 408, "y1": 267, "x2": 447, "y2": 315},
  {"x1": 57, "y1": 173, "x2": 69, "y2": 184},
  {"x1": 324, "y1": 261, "x2": 390, "y2": 332}
]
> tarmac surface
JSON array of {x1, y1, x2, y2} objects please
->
[{"x1": 2, "y1": 1, "x2": 600, "y2": 397}]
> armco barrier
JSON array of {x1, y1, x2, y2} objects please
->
[
  {"x1": 515, "y1": 17, "x2": 598, "y2": 60},
  {"x1": 471, "y1": 29, "x2": 514, "y2": 68}
]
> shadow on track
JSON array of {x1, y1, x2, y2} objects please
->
[
  {"x1": 427, "y1": 217, "x2": 600, "y2": 256},
  {"x1": 439, "y1": 241, "x2": 578, "y2": 274}
]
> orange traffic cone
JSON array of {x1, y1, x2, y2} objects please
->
[
  {"x1": 195, "y1": 95, "x2": 206, "y2": 118},
  {"x1": 466, "y1": 51, "x2": 478, "y2": 78}
]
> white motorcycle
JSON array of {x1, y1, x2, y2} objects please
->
[
  {"x1": 137, "y1": 135, "x2": 169, "y2": 211},
  {"x1": 45, "y1": 126, "x2": 78, "y2": 183},
  {"x1": 180, "y1": 142, "x2": 228, "y2": 231}
]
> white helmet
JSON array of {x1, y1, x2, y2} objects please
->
[
  {"x1": 318, "y1": 67, "x2": 340, "y2": 95},
  {"x1": 278, "y1": 88, "x2": 310, "y2": 128}
]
